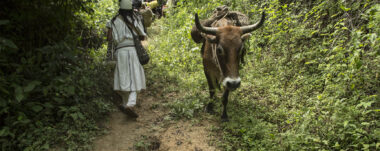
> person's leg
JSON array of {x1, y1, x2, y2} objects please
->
[
  {"x1": 127, "y1": 91, "x2": 137, "y2": 107},
  {"x1": 118, "y1": 91, "x2": 139, "y2": 118},
  {"x1": 117, "y1": 91, "x2": 129, "y2": 107},
  {"x1": 125, "y1": 91, "x2": 138, "y2": 118}
]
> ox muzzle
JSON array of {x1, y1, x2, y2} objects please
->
[{"x1": 222, "y1": 77, "x2": 241, "y2": 91}]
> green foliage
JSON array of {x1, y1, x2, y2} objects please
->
[
  {"x1": 134, "y1": 135, "x2": 161, "y2": 151},
  {"x1": 168, "y1": 95, "x2": 205, "y2": 119},
  {"x1": 0, "y1": 0, "x2": 118, "y2": 150},
  {"x1": 148, "y1": 0, "x2": 380, "y2": 150}
]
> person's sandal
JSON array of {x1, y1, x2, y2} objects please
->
[
  {"x1": 118, "y1": 105, "x2": 139, "y2": 118},
  {"x1": 125, "y1": 106, "x2": 139, "y2": 118}
]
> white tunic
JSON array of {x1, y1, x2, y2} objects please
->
[{"x1": 107, "y1": 14, "x2": 147, "y2": 91}]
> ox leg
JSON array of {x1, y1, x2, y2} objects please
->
[
  {"x1": 204, "y1": 71, "x2": 216, "y2": 114},
  {"x1": 221, "y1": 89, "x2": 230, "y2": 122},
  {"x1": 206, "y1": 93, "x2": 216, "y2": 114}
]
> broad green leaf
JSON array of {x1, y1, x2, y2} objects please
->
[
  {"x1": 70, "y1": 113, "x2": 78, "y2": 120},
  {"x1": 0, "y1": 127, "x2": 10, "y2": 137},
  {"x1": 0, "y1": 20, "x2": 9, "y2": 26},
  {"x1": 322, "y1": 140, "x2": 329, "y2": 145},
  {"x1": 343, "y1": 121, "x2": 349, "y2": 128},
  {"x1": 32, "y1": 105, "x2": 43, "y2": 113},
  {"x1": 43, "y1": 102, "x2": 54, "y2": 109},
  {"x1": 340, "y1": 5, "x2": 351, "y2": 11},
  {"x1": 362, "y1": 144, "x2": 370, "y2": 150},
  {"x1": 15, "y1": 86, "x2": 24, "y2": 102},
  {"x1": 357, "y1": 101, "x2": 374, "y2": 109},
  {"x1": 53, "y1": 97, "x2": 64, "y2": 103},
  {"x1": 41, "y1": 143, "x2": 50, "y2": 150},
  {"x1": 66, "y1": 86, "x2": 75, "y2": 95},
  {"x1": 0, "y1": 99, "x2": 6, "y2": 107},
  {"x1": 0, "y1": 37, "x2": 18, "y2": 50},
  {"x1": 43, "y1": 87, "x2": 49, "y2": 96},
  {"x1": 334, "y1": 142, "x2": 340, "y2": 148},
  {"x1": 0, "y1": 86, "x2": 9, "y2": 95},
  {"x1": 77, "y1": 112, "x2": 85, "y2": 119},
  {"x1": 361, "y1": 122, "x2": 370, "y2": 126},
  {"x1": 24, "y1": 81, "x2": 41, "y2": 93},
  {"x1": 17, "y1": 113, "x2": 25, "y2": 121}
]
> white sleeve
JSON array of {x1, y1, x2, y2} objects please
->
[{"x1": 134, "y1": 15, "x2": 147, "y2": 36}]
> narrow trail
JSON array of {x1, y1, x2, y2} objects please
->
[{"x1": 93, "y1": 89, "x2": 219, "y2": 151}]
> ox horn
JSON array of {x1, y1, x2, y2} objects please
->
[
  {"x1": 194, "y1": 13, "x2": 218, "y2": 35},
  {"x1": 240, "y1": 11, "x2": 266, "y2": 34}
]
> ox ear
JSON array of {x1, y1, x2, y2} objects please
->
[
  {"x1": 241, "y1": 33, "x2": 252, "y2": 41},
  {"x1": 207, "y1": 35, "x2": 218, "y2": 43},
  {"x1": 201, "y1": 33, "x2": 218, "y2": 43}
]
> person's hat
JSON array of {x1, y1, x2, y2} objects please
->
[{"x1": 120, "y1": 0, "x2": 132, "y2": 10}]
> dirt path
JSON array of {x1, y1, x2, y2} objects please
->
[{"x1": 93, "y1": 90, "x2": 219, "y2": 151}]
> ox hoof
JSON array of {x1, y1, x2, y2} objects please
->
[
  {"x1": 221, "y1": 117, "x2": 229, "y2": 122},
  {"x1": 221, "y1": 114, "x2": 229, "y2": 122},
  {"x1": 206, "y1": 103, "x2": 215, "y2": 114}
]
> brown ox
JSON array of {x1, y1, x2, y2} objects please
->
[{"x1": 191, "y1": 12, "x2": 265, "y2": 122}]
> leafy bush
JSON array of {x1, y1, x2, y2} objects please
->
[{"x1": 0, "y1": 0, "x2": 118, "y2": 150}]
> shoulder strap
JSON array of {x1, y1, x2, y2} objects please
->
[{"x1": 120, "y1": 15, "x2": 143, "y2": 36}]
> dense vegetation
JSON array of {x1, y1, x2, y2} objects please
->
[
  {"x1": 0, "y1": 0, "x2": 118, "y2": 150},
  {"x1": 0, "y1": 0, "x2": 378, "y2": 150},
  {"x1": 149, "y1": 0, "x2": 380, "y2": 150}
]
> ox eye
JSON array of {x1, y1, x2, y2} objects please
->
[{"x1": 217, "y1": 46, "x2": 224, "y2": 55}]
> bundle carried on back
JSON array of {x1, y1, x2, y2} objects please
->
[
  {"x1": 209, "y1": 5, "x2": 250, "y2": 27},
  {"x1": 140, "y1": 8, "x2": 154, "y2": 27}
]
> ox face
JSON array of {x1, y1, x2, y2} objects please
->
[
  {"x1": 195, "y1": 12, "x2": 265, "y2": 91},
  {"x1": 209, "y1": 28, "x2": 245, "y2": 91}
]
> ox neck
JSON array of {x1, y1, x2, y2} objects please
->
[{"x1": 211, "y1": 43, "x2": 224, "y2": 80}]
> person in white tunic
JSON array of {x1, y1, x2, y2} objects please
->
[{"x1": 107, "y1": 0, "x2": 146, "y2": 118}]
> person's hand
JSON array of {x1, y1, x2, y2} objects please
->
[
  {"x1": 139, "y1": 36, "x2": 146, "y2": 41},
  {"x1": 141, "y1": 40, "x2": 148, "y2": 48},
  {"x1": 107, "y1": 28, "x2": 113, "y2": 41}
]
